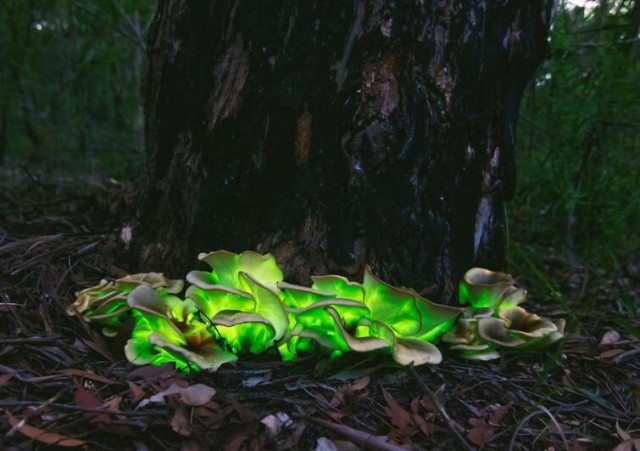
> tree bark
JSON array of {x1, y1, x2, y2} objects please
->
[
  {"x1": 132, "y1": 0, "x2": 554, "y2": 304},
  {"x1": 0, "y1": 108, "x2": 6, "y2": 166}
]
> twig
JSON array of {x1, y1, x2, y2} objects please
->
[
  {"x1": 9, "y1": 240, "x2": 90, "y2": 275},
  {"x1": 0, "y1": 336, "x2": 63, "y2": 345},
  {"x1": 507, "y1": 406, "x2": 569, "y2": 451},
  {"x1": 407, "y1": 364, "x2": 474, "y2": 451},
  {"x1": 0, "y1": 400, "x2": 168, "y2": 416},
  {"x1": 0, "y1": 234, "x2": 64, "y2": 256},
  {"x1": 5, "y1": 387, "x2": 68, "y2": 437},
  {"x1": 304, "y1": 416, "x2": 406, "y2": 451}
]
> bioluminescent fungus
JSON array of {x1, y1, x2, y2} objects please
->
[{"x1": 68, "y1": 255, "x2": 565, "y2": 370}]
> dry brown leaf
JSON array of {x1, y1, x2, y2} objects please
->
[
  {"x1": 382, "y1": 388, "x2": 415, "y2": 436},
  {"x1": 103, "y1": 395, "x2": 122, "y2": 412},
  {"x1": 350, "y1": 376, "x2": 371, "y2": 391},
  {"x1": 74, "y1": 385, "x2": 102, "y2": 409},
  {"x1": 467, "y1": 422, "x2": 494, "y2": 447},
  {"x1": 171, "y1": 405, "x2": 192, "y2": 437},
  {"x1": 408, "y1": 397, "x2": 438, "y2": 435},
  {"x1": 411, "y1": 412, "x2": 437, "y2": 435},
  {"x1": 489, "y1": 403, "x2": 511, "y2": 425},
  {"x1": 599, "y1": 348, "x2": 626, "y2": 359},
  {"x1": 0, "y1": 372, "x2": 14, "y2": 387},
  {"x1": 382, "y1": 389, "x2": 412, "y2": 424},
  {"x1": 74, "y1": 385, "x2": 111, "y2": 424},
  {"x1": 467, "y1": 403, "x2": 510, "y2": 446},
  {"x1": 331, "y1": 376, "x2": 370, "y2": 408},
  {"x1": 127, "y1": 380, "x2": 146, "y2": 402},
  {"x1": 612, "y1": 438, "x2": 640, "y2": 451},
  {"x1": 5, "y1": 409, "x2": 87, "y2": 447}
]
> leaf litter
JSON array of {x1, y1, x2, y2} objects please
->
[{"x1": 1, "y1": 176, "x2": 639, "y2": 449}]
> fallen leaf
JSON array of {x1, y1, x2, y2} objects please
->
[
  {"x1": 466, "y1": 403, "x2": 511, "y2": 446},
  {"x1": 139, "y1": 383, "x2": 216, "y2": 407},
  {"x1": 599, "y1": 348, "x2": 626, "y2": 359},
  {"x1": 261, "y1": 412, "x2": 292, "y2": 439},
  {"x1": 467, "y1": 422, "x2": 494, "y2": 447},
  {"x1": 74, "y1": 385, "x2": 102, "y2": 409},
  {"x1": 409, "y1": 397, "x2": 438, "y2": 435},
  {"x1": 489, "y1": 403, "x2": 511, "y2": 425},
  {"x1": 127, "y1": 380, "x2": 146, "y2": 402},
  {"x1": 103, "y1": 395, "x2": 122, "y2": 412},
  {"x1": 382, "y1": 388, "x2": 415, "y2": 436},
  {"x1": 74, "y1": 385, "x2": 110, "y2": 424},
  {"x1": 170, "y1": 405, "x2": 192, "y2": 436},
  {"x1": 382, "y1": 388, "x2": 412, "y2": 425},
  {"x1": 349, "y1": 376, "x2": 370, "y2": 391},
  {"x1": 5, "y1": 409, "x2": 87, "y2": 447},
  {"x1": 0, "y1": 372, "x2": 14, "y2": 387},
  {"x1": 411, "y1": 413, "x2": 437, "y2": 435},
  {"x1": 331, "y1": 376, "x2": 370, "y2": 408},
  {"x1": 599, "y1": 330, "x2": 621, "y2": 346},
  {"x1": 612, "y1": 438, "x2": 640, "y2": 451}
]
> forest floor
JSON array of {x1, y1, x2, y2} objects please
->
[{"x1": 1, "y1": 174, "x2": 638, "y2": 451}]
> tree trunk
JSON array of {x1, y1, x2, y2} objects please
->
[
  {"x1": 131, "y1": 0, "x2": 554, "y2": 304},
  {"x1": 0, "y1": 108, "x2": 6, "y2": 166}
]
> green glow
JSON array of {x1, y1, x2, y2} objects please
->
[
  {"x1": 279, "y1": 283, "x2": 335, "y2": 309},
  {"x1": 186, "y1": 285, "x2": 255, "y2": 319},
  {"x1": 214, "y1": 322, "x2": 275, "y2": 354},
  {"x1": 362, "y1": 267, "x2": 461, "y2": 342},
  {"x1": 240, "y1": 272, "x2": 288, "y2": 340},
  {"x1": 125, "y1": 306, "x2": 237, "y2": 372},
  {"x1": 294, "y1": 307, "x2": 349, "y2": 351},
  {"x1": 362, "y1": 268, "x2": 423, "y2": 336},
  {"x1": 70, "y1": 252, "x2": 564, "y2": 370},
  {"x1": 311, "y1": 275, "x2": 365, "y2": 302},
  {"x1": 195, "y1": 250, "x2": 283, "y2": 292}
]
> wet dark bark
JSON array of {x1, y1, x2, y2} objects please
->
[
  {"x1": 0, "y1": 108, "x2": 6, "y2": 166},
  {"x1": 132, "y1": 0, "x2": 554, "y2": 304}
]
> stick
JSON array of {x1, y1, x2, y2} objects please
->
[
  {"x1": 407, "y1": 364, "x2": 474, "y2": 451},
  {"x1": 305, "y1": 416, "x2": 406, "y2": 451}
]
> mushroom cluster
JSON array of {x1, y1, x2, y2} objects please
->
[
  {"x1": 68, "y1": 253, "x2": 564, "y2": 371},
  {"x1": 442, "y1": 268, "x2": 565, "y2": 360}
]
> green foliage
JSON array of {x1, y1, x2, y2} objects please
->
[
  {"x1": 68, "y1": 251, "x2": 564, "y2": 371},
  {"x1": 514, "y1": 1, "x2": 640, "y2": 266},
  {"x1": 0, "y1": 0, "x2": 155, "y2": 177}
]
